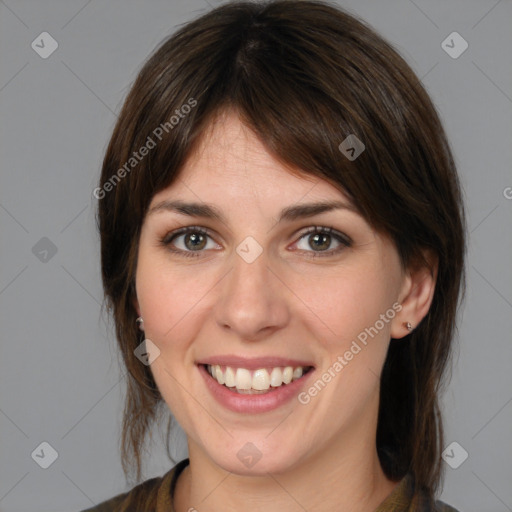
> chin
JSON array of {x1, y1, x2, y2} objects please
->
[{"x1": 208, "y1": 443, "x2": 302, "y2": 477}]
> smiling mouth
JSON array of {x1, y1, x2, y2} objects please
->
[{"x1": 202, "y1": 363, "x2": 314, "y2": 394}]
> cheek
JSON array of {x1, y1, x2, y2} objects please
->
[
  {"x1": 292, "y1": 266, "x2": 397, "y2": 424},
  {"x1": 135, "y1": 249, "x2": 214, "y2": 343},
  {"x1": 291, "y1": 262, "x2": 396, "y2": 345},
  {"x1": 134, "y1": 255, "x2": 209, "y2": 424}
]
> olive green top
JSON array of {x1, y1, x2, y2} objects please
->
[{"x1": 81, "y1": 458, "x2": 460, "y2": 512}]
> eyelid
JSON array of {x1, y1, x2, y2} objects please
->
[
  {"x1": 293, "y1": 225, "x2": 352, "y2": 244},
  {"x1": 161, "y1": 225, "x2": 214, "y2": 245}
]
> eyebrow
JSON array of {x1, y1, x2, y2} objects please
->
[{"x1": 147, "y1": 199, "x2": 358, "y2": 223}]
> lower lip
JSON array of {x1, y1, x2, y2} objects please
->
[{"x1": 198, "y1": 364, "x2": 315, "y2": 414}]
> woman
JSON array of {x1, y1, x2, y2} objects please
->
[{"x1": 85, "y1": 1, "x2": 466, "y2": 510}]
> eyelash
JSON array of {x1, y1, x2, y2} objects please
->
[{"x1": 160, "y1": 225, "x2": 352, "y2": 259}]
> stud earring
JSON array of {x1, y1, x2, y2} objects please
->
[
  {"x1": 136, "y1": 317, "x2": 144, "y2": 331},
  {"x1": 403, "y1": 322, "x2": 413, "y2": 332}
]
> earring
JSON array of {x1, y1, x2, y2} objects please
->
[
  {"x1": 136, "y1": 317, "x2": 144, "y2": 331},
  {"x1": 403, "y1": 322, "x2": 413, "y2": 332}
]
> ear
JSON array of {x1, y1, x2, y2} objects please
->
[
  {"x1": 390, "y1": 249, "x2": 438, "y2": 339},
  {"x1": 132, "y1": 296, "x2": 141, "y2": 317}
]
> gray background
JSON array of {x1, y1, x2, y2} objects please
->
[{"x1": 1, "y1": 1, "x2": 511, "y2": 511}]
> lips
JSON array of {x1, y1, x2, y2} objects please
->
[{"x1": 197, "y1": 361, "x2": 316, "y2": 413}]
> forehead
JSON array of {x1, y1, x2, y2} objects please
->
[{"x1": 150, "y1": 111, "x2": 353, "y2": 208}]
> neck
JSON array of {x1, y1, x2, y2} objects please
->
[{"x1": 174, "y1": 430, "x2": 398, "y2": 512}]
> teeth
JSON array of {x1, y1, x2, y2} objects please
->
[
  {"x1": 206, "y1": 364, "x2": 310, "y2": 392},
  {"x1": 282, "y1": 366, "x2": 293, "y2": 384},
  {"x1": 214, "y1": 365, "x2": 224, "y2": 385},
  {"x1": 292, "y1": 367, "x2": 303, "y2": 380},
  {"x1": 252, "y1": 368, "x2": 269, "y2": 391},
  {"x1": 224, "y1": 366, "x2": 236, "y2": 387},
  {"x1": 235, "y1": 368, "x2": 252, "y2": 390},
  {"x1": 270, "y1": 367, "x2": 282, "y2": 387}
]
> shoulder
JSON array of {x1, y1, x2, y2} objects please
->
[
  {"x1": 376, "y1": 472, "x2": 461, "y2": 512},
  {"x1": 416, "y1": 490, "x2": 461, "y2": 511},
  {"x1": 407, "y1": 472, "x2": 462, "y2": 512},
  {"x1": 417, "y1": 490, "x2": 461, "y2": 511},
  {"x1": 79, "y1": 474, "x2": 162, "y2": 512},
  {"x1": 80, "y1": 459, "x2": 189, "y2": 512},
  {"x1": 433, "y1": 500, "x2": 461, "y2": 512}
]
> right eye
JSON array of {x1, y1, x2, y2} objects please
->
[{"x1": 160, "y1": 226, "x2": 221, "y2": 258}]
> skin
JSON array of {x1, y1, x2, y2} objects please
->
[{"x1": 134, "y1": 110, "x2": 437, "y2": 512}]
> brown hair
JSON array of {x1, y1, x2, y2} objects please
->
[{"x1": 97, "y1": 0, "x2": 466, "y2": 499}]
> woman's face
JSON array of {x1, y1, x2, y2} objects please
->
[{"x1": 135, "y1": 111, "x2": 410, "y2": 475}]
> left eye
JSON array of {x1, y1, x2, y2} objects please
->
[{"x1": 293, "y1": 226, "x2": 351, "y2": 256}]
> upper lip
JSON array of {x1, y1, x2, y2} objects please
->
[{"x1": 197, "y1": 355, "x2": 315, "y2": 370}]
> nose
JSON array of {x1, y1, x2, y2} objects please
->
[{"x1": 214, "y1": 247, "x2": 290, "y2": 341}]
